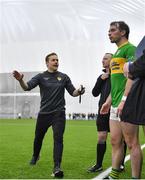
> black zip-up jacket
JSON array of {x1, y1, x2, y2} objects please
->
[
  {"x1": 92, "y1": 70, "x2": 111, "y2": 119},
  {"x1": 129, "y1": 50, "x2": 145, "y2": 78}
]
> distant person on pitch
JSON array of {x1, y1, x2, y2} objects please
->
[{"x1": 12, "y1": 52, "x2": 85, "y2": 178}]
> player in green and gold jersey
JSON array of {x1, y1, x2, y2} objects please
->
[
  {"x1": 100, "y1": 21, "x2": 142, "y2": 179},
  {"x1": 111, "y1": 42, "x2": 136, "y2": 107}
]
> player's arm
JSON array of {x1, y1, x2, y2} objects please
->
[
  {"x1": 13, "y1": 70, "x2": 28, "y2": 91},
  {"x1": 118, "y1": 46, "x2": 136, "y2": 115},
  {"x1": 117, "y1": 78, "x2": 133, "y2": 116},
  {"x1": 123, "y1": 78, "x2": 133, "y2": 97}
]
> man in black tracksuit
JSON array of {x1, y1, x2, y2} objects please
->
[
  {"x1": 13, "y1": 52, "x2": 85, "y2": 178},
  {"x1": 87, "y1": 53, "x2": 112, "y2": 172},
  {"x1": 88, "y1": 53, "x2": 126, "y2": 172}
]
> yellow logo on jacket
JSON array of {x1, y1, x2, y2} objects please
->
[{"x1": 57, "y1": 77, "x2": 62, "y2": 81}]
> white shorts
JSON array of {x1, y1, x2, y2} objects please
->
[{"x1": 110, "y1": 106, "x2": 121, "y2": 121}]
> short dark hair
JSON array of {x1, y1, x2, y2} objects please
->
[
  {"x1": 45, "y1": 52, "x2": 57, "y2": 62},
  {"x1": 110, "y1": 21, "x2": 130, "y2": 39},
  {"x1": 105, "y1": 53, "x2": 113, "y2": 56}
]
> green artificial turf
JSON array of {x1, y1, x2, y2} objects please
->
[{"x1": 0, "y1": 119, "x2": 144, "y2": 179}]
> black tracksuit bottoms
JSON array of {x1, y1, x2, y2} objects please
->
[{"x1": 33, "y1": 111, "x2": 66, "y2": 166}]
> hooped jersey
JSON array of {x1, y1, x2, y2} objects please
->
[{"x1": 110, "y1": 42, "x2": 136, "y2": 107}]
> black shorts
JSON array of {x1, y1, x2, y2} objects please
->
[{"x1": 96, "y1": 114, "x2": 110, "y2": 132}]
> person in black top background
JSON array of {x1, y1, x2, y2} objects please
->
[
  {"x1": 122, "y1": 49, "x2": 145, "y2": 125},
  {"x1": 120, "y1": 50, "x2": 145, "y2": 179},
  {"x1": 87, "y1": 53, "x2": 112, "y2": 172},
  {"x1": 87, "y1": 53, "x2": 127, "y2": 173},
  {"x1": 12, "y1": 52, "x2": 85, "y2": 178}
]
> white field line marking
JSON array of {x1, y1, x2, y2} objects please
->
[{"x1": 92, "y1": 144, "x2": 145, "y2": 180}]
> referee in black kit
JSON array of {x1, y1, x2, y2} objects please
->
[{"x1": 12, "y1": 52, "x2": 85, "y2": 178}]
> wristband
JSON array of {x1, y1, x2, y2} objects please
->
[{"x1": 121, "y1": 95, "x2": 127, "y2": 102}]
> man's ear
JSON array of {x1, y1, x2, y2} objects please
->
[{"x1": 121, "y1": 30, "x2": 126, "y2": 37}]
